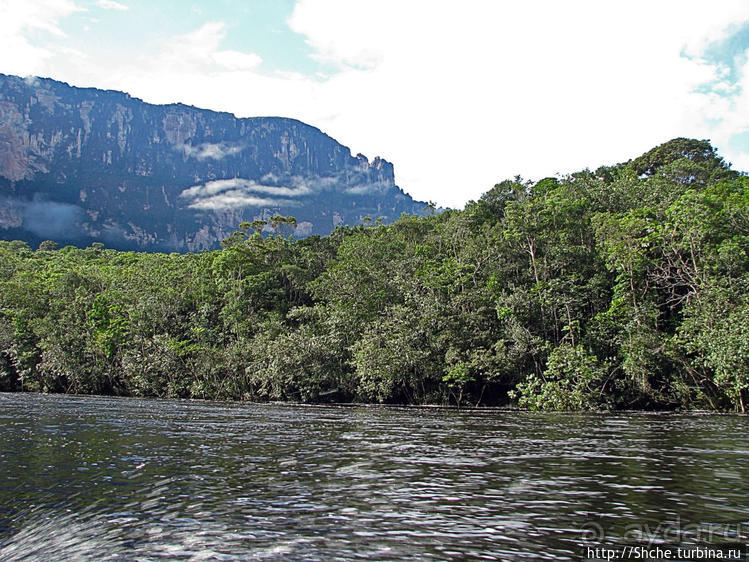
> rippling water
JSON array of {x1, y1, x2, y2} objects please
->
[{"x1": 0, "y1": 393, "x2": 747, "y2": 560}]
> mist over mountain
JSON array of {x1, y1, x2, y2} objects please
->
[{"x1": 0, "y1": 73, "x2": 427, "y2": 251}]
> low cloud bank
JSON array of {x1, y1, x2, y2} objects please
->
[
  {"x1": 21, "y1": 199, "x2": 84, "y2": 239},
  {"x1": 178, "y1": 142, "x2": 245, "y2": 161},
  {"x1": 179, "y1": 178, "x2": 311, "y2": 211},
  {"x1": 180, "y1": 172, "x2": 392, "y2": 211}
]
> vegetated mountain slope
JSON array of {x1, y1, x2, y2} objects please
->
[{"x1": 0, "y1": 73, "x2": 426, "y2": 251}]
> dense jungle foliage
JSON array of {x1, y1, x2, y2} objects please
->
[{"x1": 1, "y1": 139, "x2": 748, "y2": 411}]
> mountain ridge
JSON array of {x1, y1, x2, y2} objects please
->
[{"x1": 0, "y1": 73, "x2": 426, "y2": 251}]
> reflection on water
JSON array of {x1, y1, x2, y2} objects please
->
[{"x1": 0, "y1": 393, "x2": 747, "y2": 560}]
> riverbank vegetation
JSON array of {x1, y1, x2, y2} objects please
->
[{"x1": 1, "y1": 139, "x2": 747, "y2": 411}]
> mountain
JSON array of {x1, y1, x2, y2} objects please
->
[{"x1": 0, "y1": 73, "x2": 428, "y2": 251}]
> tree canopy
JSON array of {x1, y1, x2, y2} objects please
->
[{"x1": 1, "y1": 139, "x2": 747, "y2": 411}]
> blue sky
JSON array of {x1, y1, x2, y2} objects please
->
[
  {"x1": 3, "y1": 0, "x2": 749, "y2": 207},
  {"x1": 60, "y1": 0, "x2": 335, "y2": 76}
]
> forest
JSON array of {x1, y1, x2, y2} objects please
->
[{"x1": 0, "y1": 138, "x2": 747, "y2": 411}]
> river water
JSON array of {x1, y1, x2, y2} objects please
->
[{"x1": 0, "y1": 393, "x2": 747, "y2": 560}]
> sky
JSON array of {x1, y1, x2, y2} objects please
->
[{"x1": 2, "y1": 0, "x2": 749, "y2": 208}]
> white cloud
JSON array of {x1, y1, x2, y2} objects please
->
[
  {"x1": 0, "y1": 0, "x2": 81, "y2": 75},
  {"x1": 179, "y1": 178, "x2": 311, "y2": 211},
  {"x1": 157, "y1": 22, "x2": 262, "y2": 72},
  {"x1": 344, "y1": 180, "x2": 391, "y2": 195},
  {"x1": 186, "y1": 193, "x2": 286, "y2": 211},
  {"x1": 211, "y1": 50, "x2": 263, "y2": 71},
  {"x1": 179, "y1": 142, "x2": 245, "y2": 160},
  {"x1": 95, "y1": 0, "x2": 128, "y2": 11},
  {"x1": 285, "y1": 0, "x2": 749, "y2": 205},
  {"x1": 178, "y1": 173, "x2": 389, "y2": 211},
  {"x1": 3, "y1": 1, "x2": 749, "y2": 207}
]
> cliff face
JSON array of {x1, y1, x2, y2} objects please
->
[{"x1": 0, "y1": 74, "x2": 425, "y2": 251}]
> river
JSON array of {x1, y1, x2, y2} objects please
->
[{"x1": 0, "y1": 393, "x2": 747, "y2": 560}]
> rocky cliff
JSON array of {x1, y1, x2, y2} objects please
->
[{"x1": 0, "y1": 73, "x2": 427, "y2": 251}]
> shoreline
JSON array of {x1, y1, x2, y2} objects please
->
[{"x1": 2, "y1": 391, "x2": 744, "y2": 415}]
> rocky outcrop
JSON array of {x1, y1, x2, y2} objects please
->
[{"x1": 0, "y1": 73, "x2": 426, "y2": 251}]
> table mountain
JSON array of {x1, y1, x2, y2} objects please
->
[{"x1": 0, "y1": 73, "x2": 427, "y2": 251}]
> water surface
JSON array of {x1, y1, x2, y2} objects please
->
[{"x1": 0, "y1": 393, "x2": 747, "y2": 560}]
